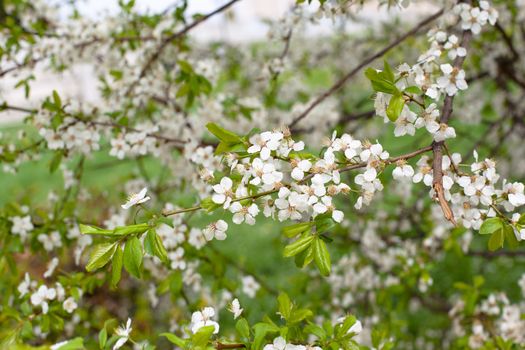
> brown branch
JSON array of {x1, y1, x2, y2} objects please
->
[
  {"x1": 216, "y1": 343, "x2": 246, "y2": 350},
  {"x1": 163, "y1": 145, "x2": 434, "y2": 217},
  {"x1": 288, "y1": 8, "x2": 444, "y2": 129},
  {"x1": 431, "y1": 29, "x2": 473, "y2": 226},
  {"x1": 126, "y1": 0, "x2": 241, "y2": 95}
]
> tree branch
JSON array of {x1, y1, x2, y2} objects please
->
[
  {"x1": 126, "y1": 0, "x2": 241, "y2": 95},
  {"x1": 288, "y1": 8, "x2": 444, "y2": 129},
  {"x1": 431, "y1": 29, "x2": 473, "y2": 226},
  {"x1": 162, "y1": 145, "x2": 433, "y2": 217}
]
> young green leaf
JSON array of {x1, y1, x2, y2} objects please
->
[
  {"x1": 123, "y1": 237, "x2": 143, "y2": 278},
  {"x1": 313, "y1": 237, "x2": 331, "y2": 276},
  {"x1": 111, "y1": 245, "x2": 124, "y2": 288},
  {"x1": 488, "y1": 229, "x2": 504, "y2": 251},
  {"x1": 386, "y1": 94, "x2": 405, "y2": 122},
  {"x1": 86, "y1": 242, "x2": 118, "y2": 272},
  {"x1": 145, "y1": 229, "x2": 168, "y2": 263},
  {"x1": 282, "y1": 222, "x2": 312, "y2": 238},
  {"x1": 160, "y1": 332, "x2": 186, "y2": 347},
  {"x1": 236, "y1": 318, "x2": 250, "y2": 339},
  {"x1": 479, "y1": 217, "x2": 503, "y2": 235},
  {"x1": 277, "y1": 292, "x2": 293, "y2": 320},
  {"x1": 206, "y1": 122, "x2": 242, "y2": 143},
  {"x1": 283, "y1": 234, "x2": 315, "y2": 257},
  {"x1": 79, "y1": 224, "x2": 115, "y2": 236}
]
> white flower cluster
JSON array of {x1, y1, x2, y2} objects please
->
[
  {"x1": 374, "y1": 1, "x2": 498, "y2": 143},
  {"x1": 18, "y1": 274, "x2": 79, "y2": 315},
  {"x1": 450, "y1": 285, "x2": 525, "y2": 348}
]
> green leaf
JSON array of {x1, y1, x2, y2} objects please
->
[
  {"x1": 313, "y1": 237, "x2": 331, "y2": 276},
  {"x1": 304, "y1": 324, "x2": 326, "y2": 340},
  {"x1": 206, "y1": 122, "x2": 242, "y2": 143},
  {"x1": 382, "y1": 60, "x2": 395, "y2": 82},
  {"x1": 49, "y1": 151, "x2": 63, "y2": 173},
  {"x1": 113, "y1": 223, "x2": 150, "y2": 236},
  {"x1": 98, "y1": 327, "x2": 107, "y2": 349},
  {"x1": 364, "y1": 68, "x2": 398, "y2": 94},
  {"x1": 52, "y1": 90, "x2": 62, "y2": 108},
  {"x1": 488, "y1": 229, "x2": 504, "y2": 251},
  {"x1": 111, "y1": 245, "x2": 124, "y2": 288},
  {"x1": 79, "y1": 224, "x2": 114, "y2": 236},
  {"x1": 404, "y1": 86, "x2": 423, "y2": 94},
  {"x1": 86, "y1": 242, "x2": 118, "y2": 272},
  {"x1": 191, "y1": 325, "x2": 215, "y2": 348},
  {"x1": 253, "y1": 323, "x2": 279, "y2": 350},
  {"x1": 386, "y1": 93, "x2": 405, "y2": 122},
  {"x1": 283, "y1": 234, "x2": 315, "y2": 258},
  {"x1": 161, "y1": 332, "x2": 186, "y2": 347},
  {"x1": 277, "y1": 293, "x2": 293, "y2": 320},
  {"x1": 53, "y1": 337, "x2": 84, "y2": 350},
  {"x1": 504, "y1": 223, "x2": 519, "y2": 249},
  {"x1": 479, "y1": 217, "x2": 503, "y2": 235},
  {"x1": 145, "y1": 229, "x2": 168, "y2": 263},
  {"x1": 336, "y1": 315, "x2": 357, "y2": 338},
  {"x1": 236, "y1": 318, "x2": 250, "y2": 339},
  {"x1": 123, "y1": 237, "x2": 143, "y2": 278},
  {"x1": 294, "y1": 245, "x2": 315, "y2": 269},
  {"x1": 288, "y1": 308, "x2": 313, "y2": 324},
  {"x1": 282, "y1": 222, "x2": 312, "y2": 238}
]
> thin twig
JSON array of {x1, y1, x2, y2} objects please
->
[
  {"x1": 126, "y1": 0, "x2": 241, "y2": 96},
  {"x1": 431, "y1": 29, "x2": 473, "y2": 226},
  {"x1": 288, "y1": 8, "x2": 444, "y2": 129},
  {"x1": 162, "y1": 145, "x2": 433, "y2": 217}
]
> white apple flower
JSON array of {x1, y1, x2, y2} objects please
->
[
  {"x1": 437, "y1": 64, "x2": 468, "y2": 96},
  {"x1": 242, "y1": 276, "x2": 260, "y2": 298},
  {"x1": 121, "y1": 187, "x2": 150, "y2": 209},
  {"x1": 203, "y1": 220, "x2": 228, "y2": 241},
  {"x1": 212, "y1": 177, "x2": 234, "y2": 208},
  {"x1": 30, "y1": 285, "x2": 57, "y2": 314},
  {"x1": 228, "y1": 298, "x2": 243, "y2": 319},
  {"x1": 62, "y1": 297, "x2": 78, "y2": 313},
  {"x1": 11, "y1": 215, "x2": 34, "y2": 242},
  {"x1": 109, "y1": 137, "x2": 130, "y2": 159},
  {"x1": 444, "y1": 35, "x2": 467, "y2": 60},
  {"x1": 113, "y1": 318, "x2": 132, "y2": 350},
  {"x1": 415, "y1": 103, "x2": 440, "y2": 134},
  {"x1": 168, "y1": 247, "x2": 186, "y2": 270},
  {"x1": 394, "y1": 107, "x2": 417, "y2": 137},
  {"x1": 191, "y1": 307, "x2": 219, "y2": 334},
  {"x1": 247, "y1": 131, "x2": 283, "y2": 160},
  {"x1": 291, "y1": 159, "x2": 312, "y2": 181},
  {"x1": 230, "y1": 202, "x2": 259, "y2": 225},
  {"x1": 433, "y1": 123, "x2": 456, "y2": 142},
  {"x1": 18, "y1": 273, "x2": 34, "y2": 297},
  {"x1": 393, "y1": 162, "x2": 414, "y2": 179}
]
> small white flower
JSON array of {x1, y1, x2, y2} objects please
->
[
  {"x1": 121, "y1": 187, "x2": 150, "y2": 209},
  {"x1": 191, "y1": 307, "x2": 220, "y2": 334},
  {"x1": 212, "y1": 177, "x2": 234, "y2": 208},
  {"x1": 393, "y1": 163, "x2": 414, "y2": 179},
  {"x1": 203, "y1": 220, "x2": 228, "y2": 241},
  {"x1": 62, "y1": 297, "x2": 78, "y2": 313},
  {"x1": 291, "y1": 159, "x2": 312, "y2": 181},
  {"x1": 444, "y1": 35, "x2": 467, "y2": 60},
  {"x1": 437, "y1": 64, "x2": 468, "y2": 96},
  {"x1": 228, "y1": 298, "x2": 243, "y2": 319},
  {"x1": 242, "y1": 275, "x2": 260, "y2": 298},
  {"x1": 113, "y1": 318, "x2": 132, "y2": 350},
  {"x1": 230, "y1": 203, "x2": 259, "y2": 225},
  {"x1": 168, "y1": 247, "x2": 186, "y2": 270},
  {"x1": 433, "y1": 123, "x2": 456, "y2": 142}
]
